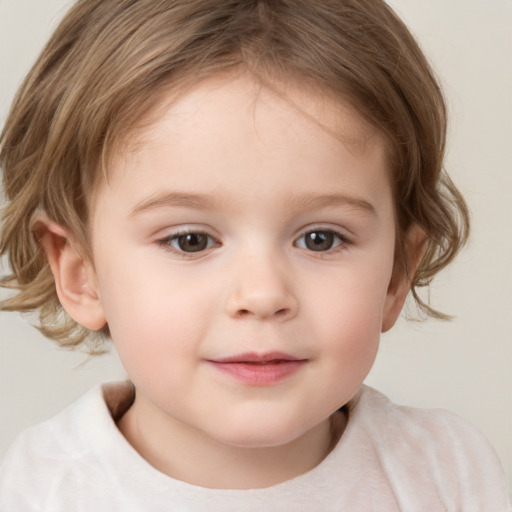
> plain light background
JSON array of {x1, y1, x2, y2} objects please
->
[{"x1": 0, "y1": 0, "x2": 511, "y2": 487}]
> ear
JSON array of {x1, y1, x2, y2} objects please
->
[
  {"x1": 33, "y1": 216, "x2": 107, "y2": 331},
  {"x1": 382, "y1": 224, "x2": 425, "y2": 333}
]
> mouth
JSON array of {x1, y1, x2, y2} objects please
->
[
  {"x1": 207, "y1": 352, "x2": 307, "y2": 385},
  {"x1": 211, "y1": 351, "x2": 304, "y2": 364}
]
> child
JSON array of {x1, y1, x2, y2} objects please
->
[{"x1": 0, "y1": 0, "x2": 510, "y2": 509}]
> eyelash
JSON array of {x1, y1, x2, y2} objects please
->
[
  {"x1": 156, "y1": 227, "x2": 352, "y2": 258},
  {"x1": 294, "y1": 227, "x2": 352, "y2": 254},
  {"x1": 156, "y1": 229, "x2": 220, "y2": 258}
]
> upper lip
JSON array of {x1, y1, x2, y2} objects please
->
[{"x1": 209, "y1": 352, "x2": 306, "y2": 364}]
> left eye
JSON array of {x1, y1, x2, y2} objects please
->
[
  {"x1": 163, "y1": 232, "x2": 217, "y2": 253},
  {"x1": 295, "y1": 230, "x2": 345, "y2": 252}
]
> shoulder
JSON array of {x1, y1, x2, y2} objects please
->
[
  {"x1": 0, "y1": 383, "x2": 130, "y2": 510},
  {"x1": 354, "y1": 385, "x2": 499, "y2": 456},
  {"x1": 346, "y1": 385, "x2": 511, "y2": 508}
]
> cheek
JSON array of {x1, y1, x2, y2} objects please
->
[
  {"x1": 312, "y1": 260, "x2": 391, "y2": 333},
  {"x1": 307, "y1": 265, "x2": 391, "y2": 376},
  {"x1": 94, "y1": 258, "x2": 205, "y2": 368},
  {"x1": 315, "y1": 301, "x2": 382, "y2": 409},
  {"x1": 322, "y1": 301, "x2": 381, "y2": 375}
]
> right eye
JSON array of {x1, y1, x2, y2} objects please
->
[{"x1": 158, "y1": 231, "x2": 218, "y2": 254}]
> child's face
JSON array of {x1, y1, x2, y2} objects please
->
[{"x1": 86, "y1": 74, "x2": 405, "y2": 449}]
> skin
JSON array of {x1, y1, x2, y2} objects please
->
[{"x1": 39, "y1": 74, "x2": 415, "y2": 489}]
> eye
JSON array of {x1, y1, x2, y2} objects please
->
[
  {"x1": 295, "y1": 229, "x2": 347, "y2": 252},
  {"x1": 159, "y1": 231, "x2": 218, "y2": 254}
]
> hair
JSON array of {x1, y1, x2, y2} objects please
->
[{"x1": 0, "y1": 0, "x2": 469, "y2": 352}]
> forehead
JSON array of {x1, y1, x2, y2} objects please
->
[
  {"x1": 93, "y1": 73, "x2": 391, "y2": 215},
  {"x1": 117, "y1": 72, "x2": 382, "y2": 165}
]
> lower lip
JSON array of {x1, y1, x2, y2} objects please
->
[{"x1": 208, "y1": 360, "x2": 306, "y2": 385}]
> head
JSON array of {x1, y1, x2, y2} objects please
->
[{"x1": 1, "y1": 0, "x2": 469, "y2": 355}]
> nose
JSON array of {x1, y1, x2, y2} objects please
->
[{"x1": 225, "y1": 252, "x2": 298, "y2": 321}]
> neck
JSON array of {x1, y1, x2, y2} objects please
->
[{"x1": 117, "y1": 395, "x2": 346, "y2": 489}]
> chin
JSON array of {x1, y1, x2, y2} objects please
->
[{"x1": 211, "y1": 419, "x2": 315, "y2": 450}]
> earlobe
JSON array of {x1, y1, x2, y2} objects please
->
[
  {"x1": 382, "y1": 224, "x2": 425, "y2": 333},
  {"x1": 33, "y1": 217, "x2": 107, "y2": 331}
]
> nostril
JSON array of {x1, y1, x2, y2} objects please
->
[
  {"x1": 226, "y1": 288, "x2": 298, "y2": 320},
  {"x1": 235, "y1": 307, "x2": 289, "y2": 319}
]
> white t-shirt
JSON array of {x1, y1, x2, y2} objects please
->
[{"x1": 0, "y1": 382, "x2": 510, "y2": 511}]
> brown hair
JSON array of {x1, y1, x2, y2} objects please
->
[{"x1": 0, "y1": 0, "x2": 469, "y2": 351}]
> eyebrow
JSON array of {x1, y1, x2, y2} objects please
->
[
  {"x1": 130, "y1": 191, "x2": 376, "y2": 217},
  {"x1": 284, "y1": 193, "x2": 376, "y2": 216},
  {"x1": 130, "y1": 192, "x2": 224, "y2": 217}
]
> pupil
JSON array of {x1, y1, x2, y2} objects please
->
[
  {"x1": 306, "y1": 231, "x2": 333, "y2": 251},
  {"x1": 178, "y1": 233, "x2": 207, "y2": 252}
]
